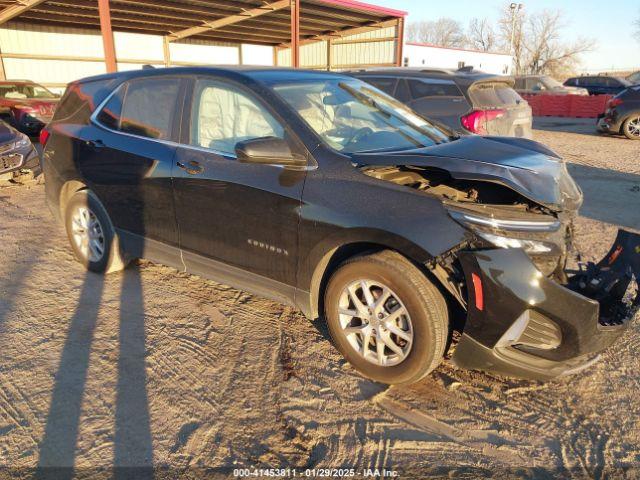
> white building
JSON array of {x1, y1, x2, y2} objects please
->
[{"x1": 403, "y1": 42, "x2": 513, "y2": 75}]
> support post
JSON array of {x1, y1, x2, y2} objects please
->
[
  {"x1": 326, "y1": 39, "x2": 332, "y2": 71},
  {"x1": 238, "y1": 44, "x2": 243, "y2": 65},
  {"x1": 163, "y1": 36, "x2": 171, "y2": 67},
  {"x1": 273, "y1": 46, "x2": 279, "y2": 66},
  {"x1": 0, "y1": 49, "x2": 6, "y2": 81},
  {"x1": 290, "y1": 0, "x2": 300, "y2": 67},
  {"x1": 395, "y1": 17, "x2": 404, "y2": 67},
  {"x1": 98, "y1": 0, "x2": 117, "y2": 73}
]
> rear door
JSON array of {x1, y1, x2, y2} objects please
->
[
  {"x1": 172, "y1": 76, "x2": 307, "y2": 300},
  {"x1": 403, "y1": 78, "x2": 470, "y2": 131},
  {"x1": 80, "y1": 75, "x2": 184, "y2": 261},
  {"x1": 467, "y1": 81, "x2": 532, "y2": 138}
]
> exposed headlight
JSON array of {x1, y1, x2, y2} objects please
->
[
  {"x1": 476, "y1": 231, "x2": 553, "y2": 254},
  {"x1": 448, "y1": 208, "x2": 560, "y2": 254},
  {"x1": 449, "y1": 210, "x2": 561, "y2": 232}
]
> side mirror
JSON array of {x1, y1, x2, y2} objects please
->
[{"x1": 235, "y1": 137, "x2": 307, "y2": 168}]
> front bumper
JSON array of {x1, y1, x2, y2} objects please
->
[
  {"x1": 0, "y1": 144, "x2": 38, "y2": 176},
  {"x1": 597, "y1": 114, "x2": 623, "y2": 134},
  {"x1": 452, "y1": 229, "x2": 639, "y2": 380}
]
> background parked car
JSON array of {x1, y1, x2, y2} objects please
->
[
  {"x1": 349, "y1": 67, "x2": 533, "y2": 138},
  {"x1": 627, "y1": 71, "x2": 640, "y2": 85},
  {"x1": 597, "y1": 85, "x2": 640, "y2": 140},
  {"x1": 514, "y1": 75, "x2": 588, "y2": 95},
  {"x1": 563, "y1": 76, "x2": 631, "y2": 96},
  {"x1": 0, "y1": 119, "x2": 40, "y2": 183},
  {"x1": 0, "y1": 80, "x2": 59, "y2": 135}
]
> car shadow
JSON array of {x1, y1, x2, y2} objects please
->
[
  {"x1": 36, "y1": 272, "x2": 106, "y2": 477},
  {"x1": 567, "y1": 163, "x2": 640, "y2": 230},
  {"x1": 36, "y1": 266, "x2": 154, "y2": 479}
]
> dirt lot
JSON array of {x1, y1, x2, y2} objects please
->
[{"x1": 0, "y1": 124, "x2": 639, "y2": 479}]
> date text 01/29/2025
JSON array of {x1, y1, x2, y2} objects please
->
[{"x1": 232, "y1": 468, "x2": 399, "y2": 477}]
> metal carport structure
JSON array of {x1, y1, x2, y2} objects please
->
[{"x1": 0, "y1": 0, "x2": 406, "y2": 76}]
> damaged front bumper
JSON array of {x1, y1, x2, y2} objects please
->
[{"x1": 452, "y1": 229, "x2": 640, "y2": 380}]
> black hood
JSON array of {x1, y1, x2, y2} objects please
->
[
  {"x1": 352, "y1": 136, "x2": 583, "y2": 212},
  {"x1": 0, "y1": 120, "x2": 21, "y2": 145}
]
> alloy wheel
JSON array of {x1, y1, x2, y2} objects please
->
[
  {"x1": 626, "y1": 117, "x2": 640, "y2": 138},
  {"x1": 337, "y1": 279, "x2": 413, "y2": 366},
  {"x1": 71, "y1": 206, "x2": 105, "y2": 263}
]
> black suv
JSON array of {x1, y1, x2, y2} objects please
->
[
  {"x1": 597, "y1": 86, "x2": 640, "y2": 140},
  {"x1": 348, "y1": 67, "x2": 532, "y2": 139},
  {"x1": 42, "y1": 67, "x2": 638, "y2": 384},
  {"x1": 564, "y1": 76, "x2": 631, "y2": 96}
]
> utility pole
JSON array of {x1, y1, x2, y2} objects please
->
[{"x1": 509, "y1": 3, "x2": 523, "y2": 75}]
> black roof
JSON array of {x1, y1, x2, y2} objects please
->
[
  {"x1": 71, "y1": 66, "x2": 353, "y2": 87},
  {"x1": 345, "y1": 67, "x2": 514, "y2": 88}
]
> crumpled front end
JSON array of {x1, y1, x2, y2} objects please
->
[{"x1": 452, "y1": 230, "x2": 639, "y2": 380}]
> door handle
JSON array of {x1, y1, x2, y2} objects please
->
[
  {"x1": 177, "y1": 160, "x2": 204, "y2": 175},
  {"x1": 85, "y1": 139, "x2": 105, "y2": 149}
]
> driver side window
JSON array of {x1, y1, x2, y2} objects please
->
[{"x1": 190, "y1": 79, "x2": 285, "y2": 156}]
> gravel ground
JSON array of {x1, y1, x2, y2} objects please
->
[{"x1": 0, "y1": 125, "x2": 639, "y2": 479}]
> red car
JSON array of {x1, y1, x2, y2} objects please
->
[{"x1": 0, "y1": 80, "x2": 59, "y2": 135}]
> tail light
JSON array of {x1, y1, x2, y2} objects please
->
[
  {"x1": 39, "y1": 127, "x2": 50, "y2": 147},
  {"x1": 608, "y1": 98, "x2": 623, "y2": 108},
  {"x1": 461, "y1": 109, "x2": 506, "y2": 135}
]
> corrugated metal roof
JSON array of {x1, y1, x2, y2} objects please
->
[{"x1": 0, "y1": 0, "x2": 404, "y2": 46}]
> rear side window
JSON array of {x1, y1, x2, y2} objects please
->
[
  {"x1": 363, "y1": 77, "x2": 397, "y2": 96},
  {"x1": 96, "y1": 77, "x2": 180, "y2": 140},
  {"x1": 407, "y1": 79, "x2": 463, "y2": 99},
  {"x1": 468, "y1": 82, "x2": 522, "y2": 107}
]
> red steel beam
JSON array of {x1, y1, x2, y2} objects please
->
[
  {"x1": 395, "y1": 16, "x2": 404, "y2": 66},
  {"x1": 98, "y1": 0, "x2": 117, "y2": 72},
  {"x1": 290, "y1": 0, "x2": 300, "y2": 67}
]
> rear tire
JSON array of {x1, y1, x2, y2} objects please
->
[
  {"x1": 324, "y1": 250, "x2": 449, "y2": 385},
  {"x1": 64, "y1": 189, "x2": 127, "y2": 274},
  {"x1": 622, "y1": 116, "x2": 640, "y2": 140}
]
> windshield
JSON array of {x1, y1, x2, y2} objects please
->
[
  {"x1": 272, "y1": 78, "x2": 451, "y2": 154},
  {"x1": 0, "y1": 83, "x2": 57, "y2": 100},
  {"x1": 541, "y1": 76, "x2": 564, "y2": 89}
]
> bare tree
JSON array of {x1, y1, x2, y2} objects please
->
[
  {"x1": 406, "y1": 18, "x2": 466, "y2": 48},
  {"x1": 497, "y1": 4, "x2": 593, "y2": 76},
  {"x1": 467, "y1": 18, "x2": 497, "y2": 52}
]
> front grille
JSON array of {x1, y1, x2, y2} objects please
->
[{"x1": 0, "y1": 153, "x2": 23, "y2": 174}]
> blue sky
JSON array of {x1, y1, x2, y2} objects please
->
[{"x1": 382, "y1": 0, "x2": 639, "y2": 71}]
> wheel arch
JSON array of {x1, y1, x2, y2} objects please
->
[
  {"x1": 59, "y1": 179, "x2": 88, "y2": 217},
  {"x1": 301, "y1": 229, "x2": 445, "y2": 320},
  {"x1": 620, "y1": 110, "x2": 640, "y2": 134}
]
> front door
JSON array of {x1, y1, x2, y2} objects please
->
[{"x1": 172, "y1": 78, "x2": 307, "y2": 299}]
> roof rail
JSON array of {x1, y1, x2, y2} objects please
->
[{"x1": 419, "y1": 68, "x2": 454, "y2": 75}]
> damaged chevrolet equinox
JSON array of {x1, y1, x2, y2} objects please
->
[{"x1": 42, "y1": 68, "x2": 639, "y2": 385}]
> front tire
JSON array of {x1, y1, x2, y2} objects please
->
[
  {"x1": 622, "y1": 115, "x2": 640, "y2": 140},
  {"x1": 325, "y1": 250, "x2": 449, "y2": 385},
  {"x1": 64, "y1": 189, "x2": 127, "y2": 273}
]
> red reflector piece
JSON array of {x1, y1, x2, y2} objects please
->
[
  {"x1": 608, "y1": 245, "x2": 623, "y2": 265},
  {"x1": 471, "y1": 273, "x2": 484, "y2": 311}
]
